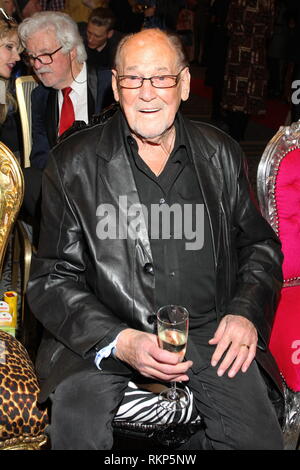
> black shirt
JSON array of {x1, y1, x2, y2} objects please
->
[
  {"x1": 77, "y1": 23, "x2": 124, "y2": 69},
  {"x1": 86, "y1": 45, "x2": 110, "y2": 69},
  {"x1": 126, "y1": 117, "x2": 216, "y2": 333}
]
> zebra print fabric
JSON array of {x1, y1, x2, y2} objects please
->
[{"x1": 115, "y1": 381, "x2": 200, "y2": 424}]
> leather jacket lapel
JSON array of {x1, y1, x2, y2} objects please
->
[
  {"x1": 87, "y1": 63, "x2": 97, "y2": 119},
  {"x1": 96, "y1": 111, "x2": 152, "y2": 263},
  {"x1": 194, "y1": 156, "x2": 223, "y2": 267},
  {"x1": 96, "y1": 130, "x2": 155, "y2": 320},
  {"x1": 182, "y1": 116, "x2": 223, "y2": 266},
  {"x1": 98, "y1": 153, "x2": 152, "y2": 257}
]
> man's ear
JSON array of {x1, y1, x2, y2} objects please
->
[
  {"x1": 111, "y1": 70, "x2": 120, "y2": 102},
  {"x1": 108, "y1": 29, "x2": 114, "y2": 39},
  {"x1": 69, "y1": 47, "x2": 77, "y2": 62},
  {"x1": 180, "y1": 67, "x2": 191, "y2": 102}
]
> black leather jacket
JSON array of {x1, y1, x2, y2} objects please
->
[{"x1": 28, "y1": 109, "x2": 284, "y2": 403}]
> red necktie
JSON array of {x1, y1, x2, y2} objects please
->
[{"x1": 59, "y1": 87, "x2": 75, "y2": 136}]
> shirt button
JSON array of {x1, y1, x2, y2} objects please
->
[{"x1": 159, "y1": 198, "x2": 166, "y2": 205}]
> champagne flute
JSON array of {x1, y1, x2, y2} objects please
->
[{"x1": 156, "y1": 305, "x2": 190, "y2": 410}]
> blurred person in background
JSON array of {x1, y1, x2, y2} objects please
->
[
  {"x1": 18, "y1": 11, "x2": 114, "y2": 220},
  {"x1": 78, "y1": 6, "x2": 123, "y2": 68},
  {"x1": 267, "y1": 0, "x2": 289, "y2": 98},
  {"x1": 40, "y1": 0, "x2": 65, "y2": 11},
  {"x1": 0, "y1": 8, "x2": 22, "y2": 154},
  {"x1": 0, "y1": 0, "x2": 22, "y2": 21},
  {"x1": 82, "y1": 0, "x2": 109, "y2": 8},
  {"x1": 176, "y1": 0, "x2": 197, "y2": 61},
  {"x1": 221, "y1": 0, "x2": 275, "y2": 142},
  {"x1": 109, "y1": 0, "x2": 143, "y2": 33},
  {"x1": 191, "y1": 0, "x2": 210, "y2": 65},
  {"x1": 205, "y1": 0, "x2": 230, "y2": 126},
  {"x1": 64, "y1": 0, "x2": 91, "y2": 22},
  {"x1": 15, "y1": 0, "x2": 42, "y2": 18},
  {"x1": 0, "y1": 0, "x2": 16, "y2": 16},
  {"x1": 137, "y1": 0, "x2": 182, "y2": 31},
  {"x1": 286, "y1": 0, "x2": 300, "y2": 121}
]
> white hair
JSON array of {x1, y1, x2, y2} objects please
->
[{"x1": 18, "y1": 11, "x2": 87, "y2": 63}]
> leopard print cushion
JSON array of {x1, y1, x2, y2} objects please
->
[{"x1": 0, "y1": 330, "x2": 48, "y2": 441}]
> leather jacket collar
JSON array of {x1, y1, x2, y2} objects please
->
[{"x1": 94, "y1": 108, "x2": 223, "y2": 267}]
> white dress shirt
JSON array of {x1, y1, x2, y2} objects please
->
[{"x1": 58, "y1": 62, "x2": 89, "y2": 132}]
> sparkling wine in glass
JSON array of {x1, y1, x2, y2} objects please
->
[{"x1": 157, "y1": 305, "x2": 189, "y2": 410}]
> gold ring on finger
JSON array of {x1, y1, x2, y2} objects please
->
[{"x1": 240, "y1": 343, "x2": 250, "y2": 349}]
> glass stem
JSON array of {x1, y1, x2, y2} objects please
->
[{"x1": 169, "y1": 381, "x2": 178, "y2": 400}]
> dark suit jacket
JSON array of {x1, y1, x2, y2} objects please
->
[
  {"x1": 77, "y1": 22, "x2": 124, "y2": 69},
  {"x1": 30, "y1": 63, "x2": 114, "y2": 170}
]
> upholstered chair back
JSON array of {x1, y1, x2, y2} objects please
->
[{"x1": 257, "y1": 122, "x2": 300, "y2": 392}]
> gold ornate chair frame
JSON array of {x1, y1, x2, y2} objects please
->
[
  {"x1": 0, "y1": 142, "x2": 24, "y2": 273},
  {"x1": 15, "y1": 75, "x2": 39, "y2": 168},
  {"x1": 0, "y1": 142, "x2": 48, "y2": 450}
]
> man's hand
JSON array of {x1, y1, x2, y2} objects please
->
[
  {"x1": 209, "y1": 314, "x2": 258, "y2": 378},
  {"x1": 115, "y1": 328, "x2": 193, "y2": 382}
]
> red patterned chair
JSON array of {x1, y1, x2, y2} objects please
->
[{"x1": 257, "y1": 122, "x2": 300, "y2": 449}]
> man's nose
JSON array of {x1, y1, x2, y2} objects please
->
[
  {"x1": 139, "y1": 79, "x2": 156, "y2": 100},
  {"x1": 33, "y1": 58, "x2": 43, "y2": 70}
]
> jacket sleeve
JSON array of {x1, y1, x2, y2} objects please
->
[
  {"x1": 30, "y1": 86, "x2": 51, "y2": 170},
  {"x1": 222, "y1": 138, "x2": 283, "y2": 350},
  {"x1": 27, "y1": 152, "x2": 129, "y2": 358},
  {"x1": 96, "y1": 68, "x2": 115, "y2": 112}
]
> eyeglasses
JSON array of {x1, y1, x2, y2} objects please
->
[
  {"x1": 116, "y1": 67, "x2": 187, "y2": 89},
  {"x1": 26, "y1": 46, "x2": 63, "y2": 65}
]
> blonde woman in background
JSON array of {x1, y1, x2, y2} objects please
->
[
  {"x1": 82, "y1": 0, "x2": 109, "y2": 8},
  {"x1": 0, "y1": 0, "x2": 21, "y2": 21},
  {"x1": 0, "y1": 9, "x2": 21, "y2": 153},
  {"x1": 0, "y1": 0, "x2": 16, "y2": 16}
]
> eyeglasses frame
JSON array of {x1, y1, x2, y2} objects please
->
[
  {"x1": 116, "y1": 66, "x2": 188, "y2": 89},
  {"x1": 26, "y1": 46, "x2": 63, "y2": 65}
]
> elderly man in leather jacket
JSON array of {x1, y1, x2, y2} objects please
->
[{"x1": 28, "y1": 28, "x2": 284, "y2": 450}]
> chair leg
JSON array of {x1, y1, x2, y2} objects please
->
[
  {"x1": 10, "y1": 220, "x2": 34, "y2": 349},
  {"x1": 11, "y1": 226, "x2": 20, "y2": 294},
  {"x1": 283, "y1": 385, "x2": 300, "y2": 450}
]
